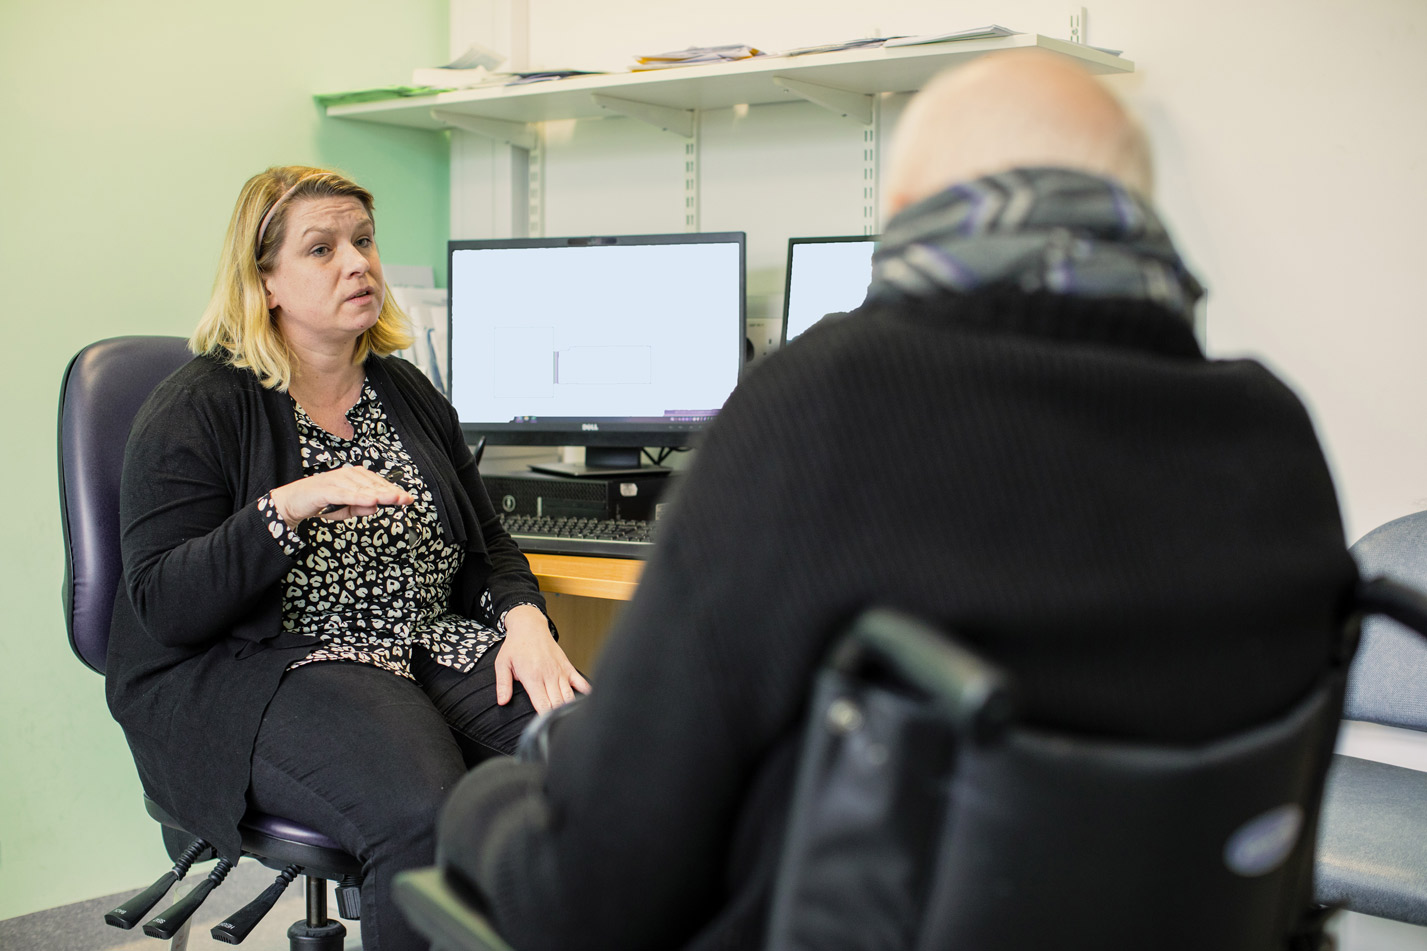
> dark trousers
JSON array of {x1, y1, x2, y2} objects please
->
[{"x1": 249, "y1": 646, "x2": 535, "y2": 951}]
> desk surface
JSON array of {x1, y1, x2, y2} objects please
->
[{"x1": 526, "y1": 553, "x2": 643, "y2": 601}]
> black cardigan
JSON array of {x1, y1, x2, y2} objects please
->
[
  {"x1": 439, "y1": 291, "x2": 1359, "y2": 951},
  {"x1": 107, "y1": 352, "x2": 545, "y2": 862}
]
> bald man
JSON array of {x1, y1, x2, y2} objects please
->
[{"x1": 435, "y1": 52, "x2": 1356, "y2": 950}]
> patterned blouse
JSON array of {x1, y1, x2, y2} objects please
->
[{"x1": 255, "y1": 380, "x2": 521, "y2": 679}]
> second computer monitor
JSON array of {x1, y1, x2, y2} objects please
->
[{"x1": 781, "y1": 235, "x2": 878, "y2": 346}]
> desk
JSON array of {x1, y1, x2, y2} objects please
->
[{"x1": 526, "y1": 554, "x2": 643, "y2": 673}]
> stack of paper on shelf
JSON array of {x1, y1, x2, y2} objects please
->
[
  {"x1": 633, "y1": 44, "x2": 765, "y2": 70},
  {"x1": 411, "y1": 42, "x2": 509, "y2": 90},
  {"x1": 882, "y1": 25, "x2": 1019, "y2": 47},
  {"x1": 506, "y1": 70, "x2": 604, "y2": 85},
  {"x1": 314, "y1": 87, "x2": 448, "y2": 107},
  {"x1": 411, "y1": 66, "x2": 507, "y2": 89},
  {"x1": 782, "y1": 37, "x2": 892, "y2": 56}
]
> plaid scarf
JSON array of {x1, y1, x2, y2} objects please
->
[{"x1": 867, "y1": 167, "x2": 1204, "y2": 324}]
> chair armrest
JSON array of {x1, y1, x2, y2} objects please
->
[
  {"x1": 1317, "y1": 754, "x2": 1427, "y2": 925},
  {"x1": 1357, "y1": 576, "x2": 1427, "y2": 641},
  {"x1": 394, "y1": 867, "x2": 515, "y2": 951},
  {"x1": 514, "y1": 693, "x2": 587, "y2": 764}
]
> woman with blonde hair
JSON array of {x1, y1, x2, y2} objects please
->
[{"x1": 107, "y1": 165, "x2": 587, "y2": 951}]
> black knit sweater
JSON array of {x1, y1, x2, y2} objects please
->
[
  {"x1": 107, "y1": 353, "x2": 545, "y2": 862},
  {"x1": 439, "y1": 290, "x2": 1357, "y2": 951}
]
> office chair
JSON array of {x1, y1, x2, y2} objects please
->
[
  {"x1": 58, "y1": 335, "x2": 362, "y2": 950},
  {"x1": 1316, "y1": 509, "x2": 1427, "y2": 925},
  {"x1": 395, "y1": 599, "x2": 1394, "y2": 951}
]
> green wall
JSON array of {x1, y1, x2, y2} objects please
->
[{"x1": 0, "y1": 0, "x2": 449, "y2": 918}]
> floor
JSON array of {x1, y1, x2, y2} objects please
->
[
  {"x1": 1329, "y1": 912, "x2": 1427, "y2": 950},
  {"x1": 4, "y1": 861, "x2": 1425, "y2": 950}
]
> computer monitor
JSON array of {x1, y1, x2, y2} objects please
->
[
  {"x1": 447, "y1": 232, "x2": 746, "y2": 476},
  {"x1": 781, "y1": 235, "x2": 878, "y2": 345}
]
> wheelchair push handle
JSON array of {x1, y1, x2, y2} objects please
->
[{"x1": 831, "y1": 608, "x2": 1016, "y2": 742}]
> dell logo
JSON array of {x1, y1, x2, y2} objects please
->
[
  {"x1": 582, "y1": 423, "x2": 599, "y2": 431},
  {"x1": 502, "y1": 495, "x2": 516, "y2": 512}
]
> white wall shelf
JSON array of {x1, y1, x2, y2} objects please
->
[{"x1": 325, "y1": 33, "x2": 1132, "y2": 131}]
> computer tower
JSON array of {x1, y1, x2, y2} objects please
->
[{"x1": 480, "y1": 463, "x2": 673, "y2": 522}]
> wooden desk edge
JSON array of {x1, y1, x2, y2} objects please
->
[{"x1": 526, "y1": 553, "x2": 643, "y2": 602}]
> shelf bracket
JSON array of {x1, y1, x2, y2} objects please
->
[
  {"x1": 772, "y1": 76, "x2": 874, "y2": 126},
  {"x1": 430, "y1": 109, "x2": 536, "y2": 151},
  {"x1": 590, "y1": 94, "x2": 695, "y2": 138},
  {"x1": 862, "y1": 96, "x2": 882, "y2": 235},
  {"x1": 527, "y1": 123, "x2": 545, "y2": 238},
  {"x1": 684, "y1": 120, "x2": 700, "y2": 232}
]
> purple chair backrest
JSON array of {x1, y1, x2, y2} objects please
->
[{"x1": 59, "y1": 336, "x2": 191, "y2": 673}]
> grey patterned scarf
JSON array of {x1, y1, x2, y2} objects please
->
[{"x1": 867, "y1": 167, "x2": 1204, "y2": 323}]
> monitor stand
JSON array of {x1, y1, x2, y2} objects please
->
[{"x1": 527, "y1": 446, "x2": 671, "y2": 479}]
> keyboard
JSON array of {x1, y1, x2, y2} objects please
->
[{"x1": 499, "y1": 513, "x2": 657, "y2": 559}]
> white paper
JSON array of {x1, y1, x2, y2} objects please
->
[
  {"x1": 883, "y1": 26, "x2": 1019, "y2": 48},
  {"x1": 389, "y1": 285, "x2": 450, "y2": 397}
]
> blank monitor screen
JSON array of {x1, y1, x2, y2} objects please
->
[
  {"x1": 448, "y1": 233, "x2": 746, "y2": 457},
  {"x1": 781, "y1": 235, "x2": 878, "y2": 345}
]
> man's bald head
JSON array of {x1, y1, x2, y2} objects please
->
[{"x1": 884, "y1": 50, "x2": 1152, "y2": 217}]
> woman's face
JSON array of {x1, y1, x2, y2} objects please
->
[{"x1": 263, "y1": 196, "x2": 385, "y2": 353}]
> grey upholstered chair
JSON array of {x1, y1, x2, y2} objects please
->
[{"x1": 1317, "y1": 510, "x2": 1427, "y2": 925}]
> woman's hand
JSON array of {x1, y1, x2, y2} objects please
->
[
  {"x1": 494, "y1": 605, "x2": 592, "y2": 714},
  {"x1": 268, "y1": 465, "x2": 414, "y2": 528}
]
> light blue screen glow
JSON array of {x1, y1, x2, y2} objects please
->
[
  {"x1": 450, "y1": 240, "x2": 743, "y2": 425},
  {"x1": 784, "y1": 238, "x2": 877, "y2": 343}
]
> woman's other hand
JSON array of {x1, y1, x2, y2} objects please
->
[
  {"x1": 268, "y1": 465, "x2": 414, "y2": 528},
  {"x1": 495, "y1": 605, "x2": 592, "y2": 714}
]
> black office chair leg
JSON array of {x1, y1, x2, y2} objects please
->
[{"x1": 286, "y1": 875, "x2": 346, "y2": 951}]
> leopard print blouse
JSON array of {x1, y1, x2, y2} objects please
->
[{"x1": 256, "y1": 380, "x2": 524, "y2": 679}]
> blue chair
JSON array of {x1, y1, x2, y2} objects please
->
[
  {"x1": 1317, "y1": 510, "x2": 1427, "y2": 926},
  {"x1": 58, "y1": 335, "x2": 361, "y2": 949}
]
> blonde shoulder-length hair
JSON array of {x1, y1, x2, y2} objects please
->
[{"x1": 190, "y1": 165, "x2": 413, "y2": 390}]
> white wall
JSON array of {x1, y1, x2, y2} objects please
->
[{"x1": 451, "y1": 0, "x2": 1427, "y2": 544}]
